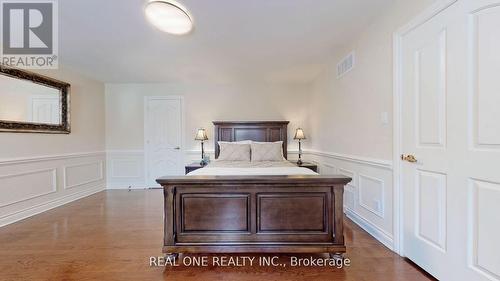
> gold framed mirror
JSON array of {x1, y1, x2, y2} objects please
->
[{"x1": 0, "y1": 66, "x2": 70, "y2": 134}]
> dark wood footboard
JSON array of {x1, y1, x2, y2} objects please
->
[{"x1": 156, "y1": 175, "x2": 351, "y2": 255}]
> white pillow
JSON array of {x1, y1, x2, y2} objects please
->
[
  {"x1": 251, "y1": 141, "x2": 285, "y2": 162},
  {"x1": 218, "y1": 143, "x2": 251, "y2": 161}
]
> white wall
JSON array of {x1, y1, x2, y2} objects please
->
[
  {"x1": 105, "y1": 80, "x2": 310, "y2": 188},
  {"x1": 0, "y1": 68, "x2": 106, "y2": 158},
  {"x1": 0, "y1": 67, "x2": 106, "y2": 226},
  {"x1": 310, "y1": 0, "x2": 436, "y2": 160},
  {"x1": 307, "y1": 0, "x2": 437, "y2": 250}
]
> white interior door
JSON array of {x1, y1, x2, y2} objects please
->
[
  {"x1": 144, "y1": 97, "x2": 183, "y2": 187},
  {"x1": 29, "y1": 96, "x2": 60, "y2": 124},
  {"x1": 400, "y1": 1, "x2": 500, "y2": 280}
]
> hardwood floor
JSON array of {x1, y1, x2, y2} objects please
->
[{"x1": 0, "y1": 190, "x2": 434, "y2": 281}]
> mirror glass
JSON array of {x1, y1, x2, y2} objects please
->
[{"x1": 0, "y1": 74, "x2": 61, "y2": 125}]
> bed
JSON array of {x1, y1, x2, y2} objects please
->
[{"x1": 156, "y1": 121, "x2": 351, "y2": 259}]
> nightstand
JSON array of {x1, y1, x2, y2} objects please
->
[
  {"x1": 290, "y1": 161, "x2": 318, "y2": 173},
  {"x1": 185, "y1": 162, "x2": 206, "y2": 174}
]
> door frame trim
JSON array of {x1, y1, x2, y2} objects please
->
[
  {"x1": 144, "y1": 96, "x2": 185, "y2": 187},
  {"x1": 392, "y1": 0, "x2": 458, "y2": 256}
]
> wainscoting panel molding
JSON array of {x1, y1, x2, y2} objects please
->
[
  {"x1": 359, "y1": 174, "x2": 385, "y2": 219},
  {"x1": 0, "y1": 168, "x2": 57, "y2": 208},
  {"x1": 106, "y1": 150, "x2": 146, "y2": 189},
  {"x1": 320, "y1": 163, "x2": 338, "y2": 175},
  {"x1": 107, "y1": 150, "x2": 218, "y2": 189},
  {"x1": 64, "y1": 161, "x2": 104, "y2": 190},
  {"x1": 304, "y1": 150, "x2": 394, "y2": 250},
  {"x1": 0, "y1": 152, "x2": 106, "y2": 227},
  {"x1": 107, "y1": 150, "x2": 217, "y2": 189}
]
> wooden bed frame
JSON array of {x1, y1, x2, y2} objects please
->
[{"x1": 156, "y1": 121, "x2": 351, "y2": 258}]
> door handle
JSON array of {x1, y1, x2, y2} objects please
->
[
  {"x1": 174, "y1": 147, "x2": 181, "y2": 150},
  {"x1": 401, "y1": 154, "x2": 418, "y2": 163}
]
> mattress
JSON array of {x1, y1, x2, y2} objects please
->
[{"x1": 187, "y1": 160, "x2": 318, "y2": 176}]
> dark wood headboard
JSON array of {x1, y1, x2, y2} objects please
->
[{"x1": 213, "y1": 121, "x2": 289, "y2": 159}]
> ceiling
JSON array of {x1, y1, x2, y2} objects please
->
[{"x1": 59, "y1": 0, "x2": 394, "y2": 84}]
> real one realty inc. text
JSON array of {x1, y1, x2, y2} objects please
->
[{"x1": 150, "y1": 255, "x2": 352, "y2": 269}]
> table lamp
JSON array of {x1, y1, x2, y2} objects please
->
[
  {"x1": 294, "y1": 128, "x2": 306, "y2": 165},
  {"x1": 195, "y1": 128, "x2": 208, "y2": 165}
]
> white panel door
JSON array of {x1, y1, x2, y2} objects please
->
[
  {"x1": 30, "y1": 96, "x2": 60, "y2": 124},
  {"x1": 144, "y1": 97, "x2": 183, "y2": 187},
  {"x1": 400, "y1": 1, "x2": 500, "y2": 280}
]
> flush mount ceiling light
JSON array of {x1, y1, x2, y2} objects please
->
[{"x1": 145, "y1": 0, "x2": 193, "y2": 35}]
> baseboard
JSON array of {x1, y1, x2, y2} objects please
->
[
  {"x1": 106, "y1": 184, "x2": 148, "y2": 190},
  {"x1": 0, "y1": 184, "x2": 105, "y2": 227},
  {"x1": 345, "y1": 208, "x2": 394, "y2": 250}
]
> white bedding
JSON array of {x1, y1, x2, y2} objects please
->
[{"x1": 187, "y1": 160, "x2": 318, "y2": 176}]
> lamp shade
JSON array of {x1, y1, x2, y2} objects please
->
[
  {"x1": 294, "y1": 128, "x2": 306, "y2": 140},
  {"x1": 195, "y1": 128, "x2": 208, "y2": 141}
]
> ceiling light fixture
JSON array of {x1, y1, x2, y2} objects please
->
[{"x1": 144, "y1": 0, "x2": 193, "y2": 35}]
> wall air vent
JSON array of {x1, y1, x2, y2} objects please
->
[{"x1": 337, "y1": 51, "x2": 355, "y2": 79}]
